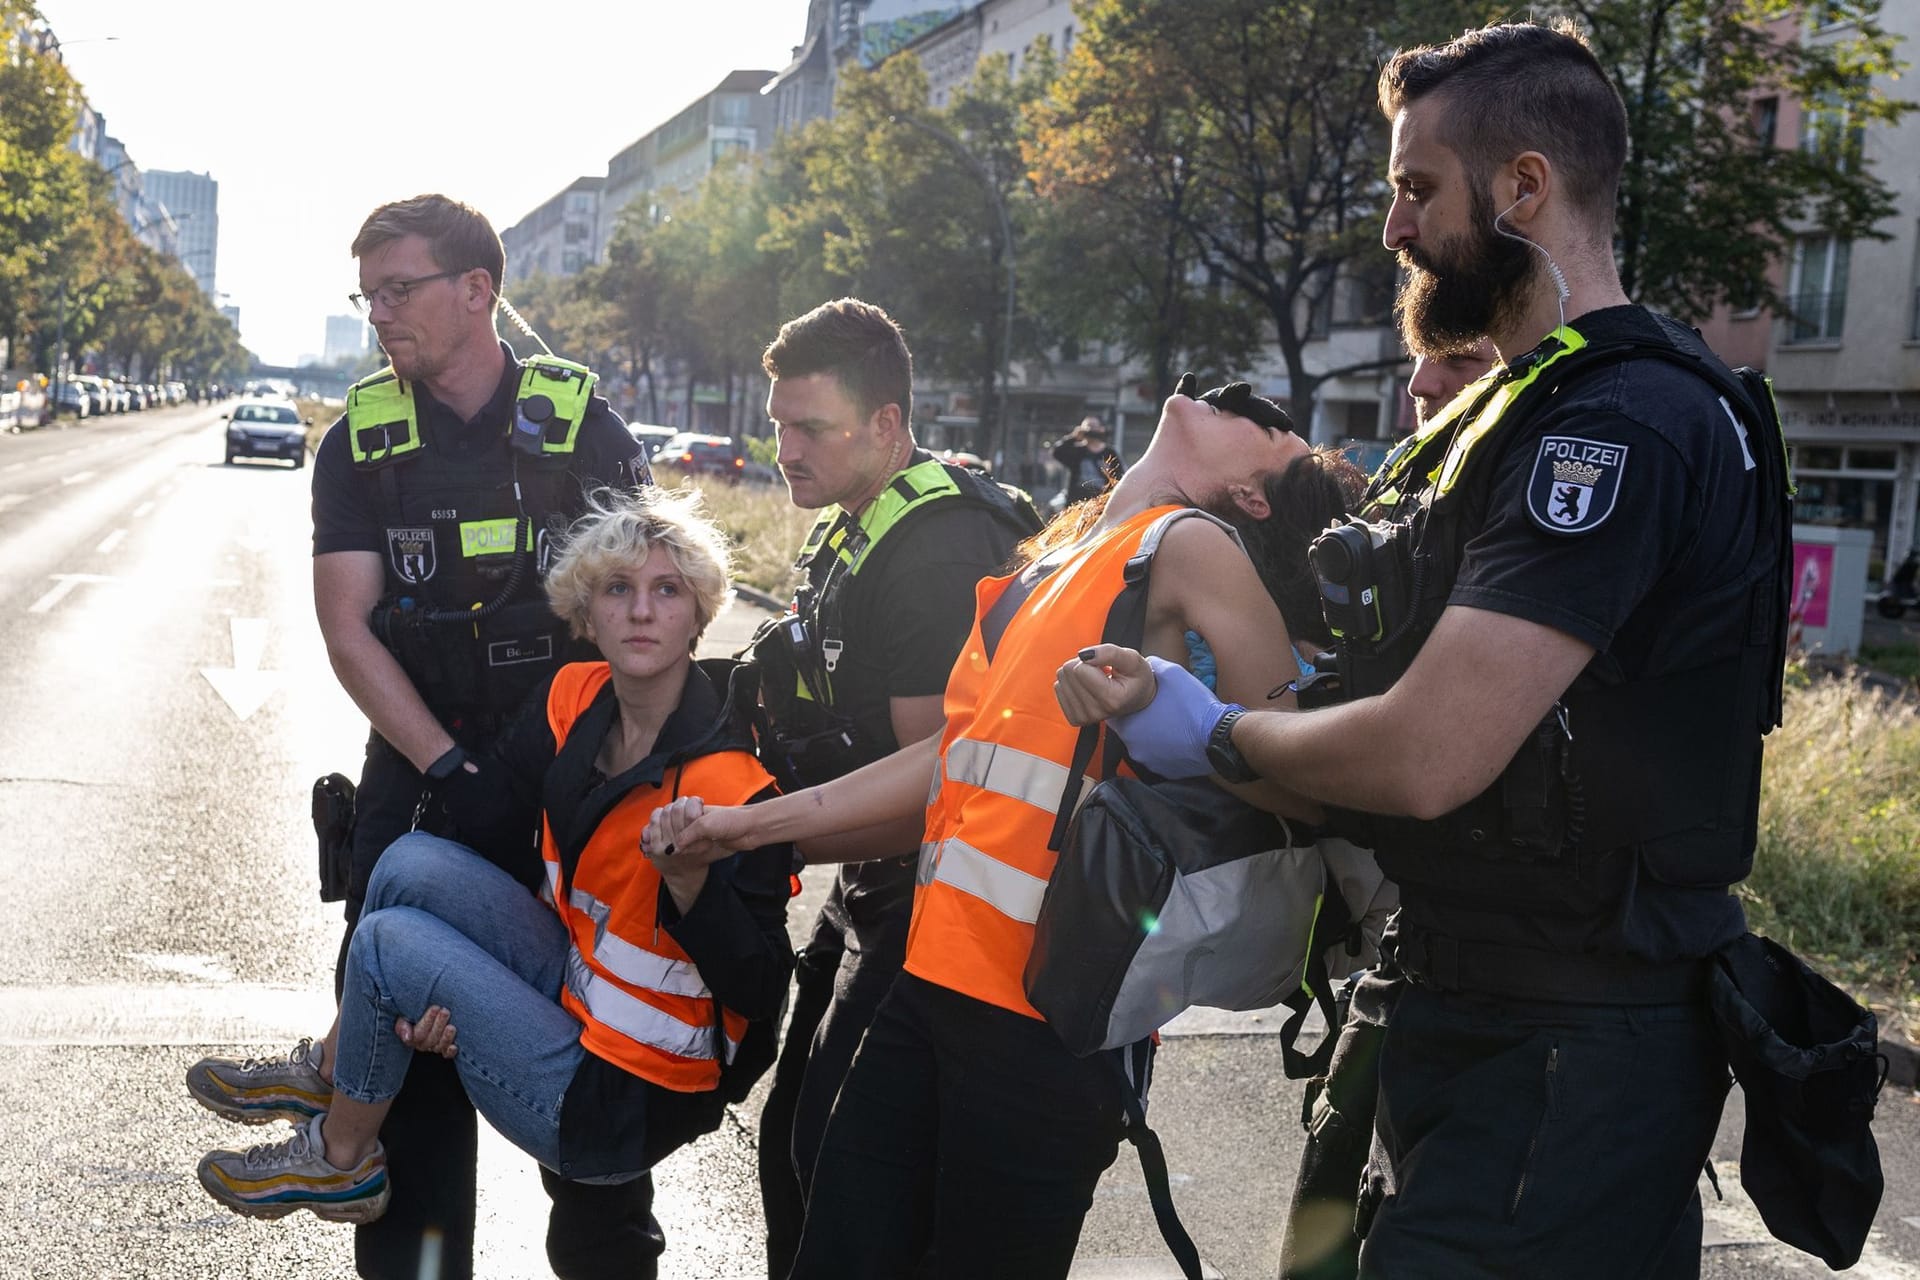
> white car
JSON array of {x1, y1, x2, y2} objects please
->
[{"x1": 224, "y1": 398, "x2": 310, "y2": 467}]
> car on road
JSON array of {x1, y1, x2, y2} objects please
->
[
  {"x1": 53, "y1": 379, "x2": 90, "y2": 418},
  {"x1": 224, "y1": 398, "x2": 311, "y2": 467},
  {"x1": 629, "y1": 423, "x2": 677, "y2": 460},
  {"x1": 654, "y1": 432, "x2": 748, "y2": 482}
]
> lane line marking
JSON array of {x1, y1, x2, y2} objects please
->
[
  {"x1": 95, "y1": 528, "x2": 126, "y2": 555},
  {"x1": 1, "y1": 461, "x2": 24, "y2": 472},
  {"x1": 60, "y1": 469, "x2": 96, "y2": 486},
  {"x1": 26, "y1": 573, "x2": 114, "y2": 614},
  {"x1": 0, "y1": 494, "x2": 27, "y2": 513},
  {"x1": 131, "y1": 501, "x2": 154, "y2": 518}
]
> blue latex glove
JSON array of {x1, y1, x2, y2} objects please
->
[{"x1": 1108, "y1": 656, "x2": 1234, "y2": 780}]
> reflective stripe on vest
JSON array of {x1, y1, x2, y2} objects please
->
[
  {"x1": 941, "y1": 736, "x2": 1092, "y2": 815},
  {"x1": 915, "y1": 835, "x2": 1049, "y2": 925},
  {"x1": 563, "y1": 948, "x2": 739, "y2": 1063},
  {"x1": 541, "y1": 661, "x2": 774, "y2": 1091},
  {"x1": 903, "y1": 505, "x2": 1182, "y2": 1019}
]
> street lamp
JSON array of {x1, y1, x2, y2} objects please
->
[{"x1": 888, "y1": 112, "x2": 1017, "y2": 469}]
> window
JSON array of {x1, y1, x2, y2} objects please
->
[
  {"x1": 1752, "y1": 96, "x2": 1779, "y2": 148},
  {"x1": 1062, "y1": 25, "x2": 1073, "y2": 53},
  {"x1": 1786, "y1": 234, "x2": 1850, "y2": 342},
  {"x1": 1801, "y1": 86, "x2": 1864, "y2": 170},
  {"x1": 1910, "y1": 218, "x2": 1920, "y2": 340}
]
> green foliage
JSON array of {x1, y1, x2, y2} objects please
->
[
  {"x1": 1746, "y1": 677, "x2": 1920, "y2": 1004},
  {"x1": 1554, "y1": 0, "x2": 1915, "y2": 321},
  {"x1": 0, "y1": 6, "x2": 250, "y2": 380},
  {"x1": 1858, "y1": 641, "x2": 1920, "y2": 685}
]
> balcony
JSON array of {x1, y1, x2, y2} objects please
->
[{"x1": 1783, "y1": 290, "x2": 1846, "y2": 345}]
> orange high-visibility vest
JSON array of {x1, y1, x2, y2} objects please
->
[
  {"x1": 543, "y1": 662, "x2": 776, "y2": 1092},
  {"x1": 904, "y1": 505, "x2": 1180, "y2": 1018}
]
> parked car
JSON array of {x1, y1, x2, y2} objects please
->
[
  {"x1": 53, "y1": 379, "x2": 90, "y2": 418},
  {"x1": 655, "y1": 432, "x2": 747, "y2": 482},
  {"x1": 628, "y1": 423, "x2": 677, "y2": 460},
  {"x1": 70, "y1": 375, "x2": 111, "y2": 415},
  {"x1": 224, "y1": 398, "x2": 310, "y2": 467}
]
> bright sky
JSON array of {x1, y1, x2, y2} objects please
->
[{"x1": 39, "y1": 0, "x2": 806, "y2": 366}]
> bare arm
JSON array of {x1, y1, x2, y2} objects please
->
[
  {"x1": 644, "y1": 734, "x2": 941, "y2": 866},
  {"x1": 1067, "y1": 604, "x2": 1593, "y2": 818},
  {"x1": 1144, "y1": 519, "x2": 1321, "y2": 820},
  {"x1": 313, "y1": 551, "x2": 456, "y2": 772}
]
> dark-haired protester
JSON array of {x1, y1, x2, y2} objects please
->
[
  {"x1": 193, "y1": 194, "x2": 649, "y2": 1280},
  {"x1": 1060, "y1": 21, "x2": 1789, "y2": 1279},
  {"x1": 191, "y1": 488, "x2": 793, "y2": 1280},
  {"x1": 751, "y1": 298, "x2": 1039, "y2": 1278},
  {"x1": 646, "y1": 379, "x2": 1351, "y2": 1280}
]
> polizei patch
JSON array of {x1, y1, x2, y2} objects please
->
[
  {"x1": 386, "y1": 527, "x2": 437, "y2": 583},
  {"x1": 1526, "y1": 436, "x2": 1628, "y2": 534}
]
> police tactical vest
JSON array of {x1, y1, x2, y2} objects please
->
[
  {"x1": 1331, "y1": 319, "x2": 1793, "y2": 922},
  {"x1": 342, "y1": 355, "x2": 602, "y2": 730},
  {"x1": 752, "y1": 456, "x2": 1041, "y2": 787}
]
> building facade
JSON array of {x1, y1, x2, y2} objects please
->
[
  {"x1": 1699, "y1": 4, "x2": 1920, "y2": 576},
  {"x1": 143, "y1": 170, "x2": 220, "y2": 298},
  {"x1": 599, "y1": 69, "x2": 776, "y2": 260},
  {"x1": 322, "y1": 315, "x2": 369, "y2": 367},
  {"x1": 499, "y1": 176, "x2": 604, "y2": 286}
]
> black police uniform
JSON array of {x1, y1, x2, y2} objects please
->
[
  {"x1": 311, "y1": 341, "x2": 649, "y2": 1280},
  {"x1": 1326, "y1": 307, "x2": 1788, "y2": 1279},
  {"x1": 1051, "y1": 436, "x2": 1124, "y2": 506},
  {"x1": 755, "y1": 450, "x2": 1034, "y2": 1279}
]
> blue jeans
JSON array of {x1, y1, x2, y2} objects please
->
[{"x1": 333, "y1": 833, "x2": 590, "y2": 1174}]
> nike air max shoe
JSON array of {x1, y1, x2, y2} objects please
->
[
  {"x1": 185, "y1": 1037, "x2": 329, "y2": 1125},
  {"x1": 196, "y1": 1112, "x2": 389, "y2": 1223}
]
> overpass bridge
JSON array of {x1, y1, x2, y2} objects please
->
[{"x1": 248, "y1": 362, "x2": 358, "y2": 400}]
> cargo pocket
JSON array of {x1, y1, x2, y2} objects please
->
[{"x1": 1506, "y1": 1040, "x2": 1561, "y2": 1223}]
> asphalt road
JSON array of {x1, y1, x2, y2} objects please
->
[{"x1": 0, "y1": 403, "x2": 1914, "y2": 1278}]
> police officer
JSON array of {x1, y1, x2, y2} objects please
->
[
  {"x1": 1059, "y1": 22, "x2": 1790, "y2": 1279},
  {"x1": 315, "y1": 195, "x2": 649, "y2": 1280},
  {"x1": 751, "y1": 298, "x2": 1039, "y2": 1278},
  {"x1": 1404, "y1": 337, "x2": 1496, "y2": 431}
]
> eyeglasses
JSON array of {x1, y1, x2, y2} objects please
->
[{"x1": 348, "y1": 269, "x2": 465, "y2": 315}]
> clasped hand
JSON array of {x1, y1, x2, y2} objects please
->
[
  {"x1": 641, "y1": 796, "x2": 754, "y2": 868},
  {"x1": 1054, "y1": 644, "x2": 1228, "y2": 780}
]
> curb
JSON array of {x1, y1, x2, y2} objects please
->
[
  {"x1": 1881, "y1": 1035, "x2": 1919, "y2": 1089},
  {"x1": 731, "y1": 584, "x2": 786, "y2": 613}
]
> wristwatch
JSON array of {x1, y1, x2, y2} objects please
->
[{"x1": 1206, "y1": 707, "x2": 1258, "y2": 783}]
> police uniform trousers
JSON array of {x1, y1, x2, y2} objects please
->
[
  {"x1": 1354, "y1": 973, "x2": 1728, "y2": 1280},
  {"x1": 339, "y1": 734, "x2": 662, "y2": 1280},
  {"x1": 759, "y1": 879, "x2": 910, "y2": 1280},
  {"x1": 787, "y1": 973, "x2": 1126, "y2": 1280}
]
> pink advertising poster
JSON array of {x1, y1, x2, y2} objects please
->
[{"x1": 1791, "y1": 542, "x2": 1833, "y2": 630}]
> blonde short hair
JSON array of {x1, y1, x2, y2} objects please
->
[{"x1": 545, "y1": 487, "x2": 733, "y2": 644}]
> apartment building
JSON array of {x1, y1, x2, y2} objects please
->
[
  {"x1": 499, "y1": 177, "x2": 604, "y2": 286},
  {"x1": 1700, "y1": 4, "x2": 1920, "y2": 571},
  {"x1": 599, "y1": 70, "x2": 776, "y2": 257}
]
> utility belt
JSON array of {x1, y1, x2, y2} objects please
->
[
  {"x1": 371, "y1": 594, "x2": 571, "y2": 728},
  {"x1": 1384, "y1": 927, "x2": 1711, "y2": 1005}
]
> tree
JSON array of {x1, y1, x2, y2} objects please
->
[
  {"x1": 1029, "y1": 0, "x2": 1483, "y2": 428},
  {"x1": 761, "y1": 53, "x2": 1056, "y2": 454},
  {"x1": 1559, "y1": 0, "x2": 1915, "y2": 321}
]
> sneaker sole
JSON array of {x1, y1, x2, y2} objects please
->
[
  {"x1": 184, "y1": 1065, "x2": 328, "y2": 1127},
  {"x1": 195, "y1": 1158, "x2": 390, "y2": 1225}
]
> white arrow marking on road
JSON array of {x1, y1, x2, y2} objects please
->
[
  {"x1": 95, "y1": 528, "x2": 126, "y2": 555},
  {"x1": 60, "y1": 469, "x2": 96, "y2": 486},
  {"x1": 26, "y1": 572, "x2": 113, "y2": 613},
  {"x1": 199, "y1": 617, "x2": 281, "y2": 720}
]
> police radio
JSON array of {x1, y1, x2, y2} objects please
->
[
  {"x1": 511, "y1": 393, "x2": 554, "y2": 458},
  {"x1": 1308, "y1": 517, "x2": 1421, "y2": 702}
]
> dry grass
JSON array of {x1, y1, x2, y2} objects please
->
[
  {"x1": 656, "y1": 465, "x2": 813, "y2": 601},
  {"x1": 1748, "y1": 672, "x2": 1920, "y2": 1042}
]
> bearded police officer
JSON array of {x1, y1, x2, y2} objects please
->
[
  {"x1": 1059, "y1": 22, "x2": 1790, "y2": 1279},
  {"x1": 316, "y1": 195, "x2": 648, "y2": 1280},
  {"x1": 751, "y1": 298, "x2": 1039, "y2": 1278}
]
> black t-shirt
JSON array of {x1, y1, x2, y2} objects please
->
[
  {"x1": 806, "y1": 456, "x2": 1027, "y2": 939},
  {"x1": 1409, "y1": 305, "x2": 1764, "y2": 961},
  {"x1": 311, "y1": 342, "x2": 647, "y2": 560}
]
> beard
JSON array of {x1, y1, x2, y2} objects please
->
[{"x1": 1394, "y1": 182, "x2": 1537, "y2": 358}]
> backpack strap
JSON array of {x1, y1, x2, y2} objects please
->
[{"x1": 1106, "y1": 1041, "x2": 1205, "y2": 1280}]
